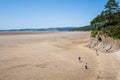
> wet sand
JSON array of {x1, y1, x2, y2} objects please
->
[{"x1": 0, "y1": 31, "x2": 120, "y2": 80}]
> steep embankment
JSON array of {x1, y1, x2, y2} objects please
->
[
  {"x1": 90, "y1": 25, "x2": 120, "y2": 53},
  {"x1": 89, "y1": 36, "x2": 120, "y2": 53}
]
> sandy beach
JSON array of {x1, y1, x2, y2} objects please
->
[{"x1": 0, "y1": 31, "x2": 120, "y2": 80}]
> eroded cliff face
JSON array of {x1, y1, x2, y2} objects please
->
[{"x1": 89, "y1": 36, "x2": 120, "y2": 53}]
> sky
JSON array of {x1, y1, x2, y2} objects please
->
[{"x1": 0, "y1": 0, "x2": 119, "y2": 30}]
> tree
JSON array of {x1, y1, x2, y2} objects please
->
[
  {"x1": 103, "y1": 0, "x2": 120, "y2": 25},
  {"x1": 91, "y1": 0, "x2": 120, "y2": 26},
  {"x1": 104, "y1": 0, "x2": 120, "y2": 15},
  {"x1": 91, "y1": 0, "x2": 120, "y2": 38}
]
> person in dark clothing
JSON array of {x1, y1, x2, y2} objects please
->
[
  {"x1": 85, "y1": 63, "x2": 88, "y2": 69},
  {"x1": 78, "y1": 57, "x2": 81, "y2": 62}
]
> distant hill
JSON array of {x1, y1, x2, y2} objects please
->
[
  {"x1": 70, "y1": 25, "x2": 95, "y2": 31},
  {"x1": 0, "y1": 27, "x2": 75, "y2": 32}
]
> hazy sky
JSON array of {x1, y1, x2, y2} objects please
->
[{"x1": 0, "y1": 0, "x2": 119, "y2": 30}]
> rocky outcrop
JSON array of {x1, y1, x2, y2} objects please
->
[{"x1": 89, "y1": 36, "x2": 120, "y2": 53}]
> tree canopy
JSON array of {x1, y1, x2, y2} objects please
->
[
  {"x1": 91, "y1": 0, "x2": 120, "y2": 26},
  {"x1": 105, "y1": 0, "x2": 120, "y2": 14},
  {"x1": 91, "y1": 0, "x2": 120, "y2": 39}
]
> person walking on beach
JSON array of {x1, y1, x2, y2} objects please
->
[
  {"x1": 85, "y1": 63, "x2": 88, "y2": 69},
  {"x1": 96, "y1": 50, "x2": 99, "y2": 56},
  {"x1": 78, "y1": 57, "x2": 81, "y2": 62}
]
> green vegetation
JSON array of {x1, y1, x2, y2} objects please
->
[
  {"x1": 91, "y1": 0, "x2": 120, "y2": 39},
  {"x1": 71, "y1": 25, "x2": 95, "y2": 31},
  {"x1": 103, "y1": 25, "x2": 120, "y2": 39},
  {"x1": 91, "y1": 0, "x2": 120, "y2": 25},
  {"x1": 91, "y1": 28, "x2": 99, "y2": 37}
]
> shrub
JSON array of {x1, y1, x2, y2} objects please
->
[
  {"x1": 91, "y1": 28, "x2": 99, "y2": 37},
  {"x1": 103, "y1": 25, "x2": 120, "y2": 39}
]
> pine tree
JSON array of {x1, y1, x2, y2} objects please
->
[
  {"x1": 104, "y1": 0, "x2": 120, "y2": 15},
  {"x1": 103, "y1": 0, "x2": 120, "y2": 25},
  {"x1": 91, "y1": 0, "x2": 120, "y2": 26}
]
